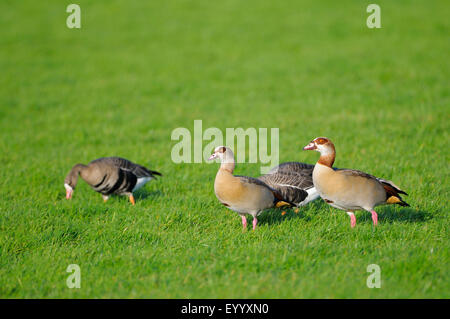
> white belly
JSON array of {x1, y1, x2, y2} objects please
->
[
  {"x1": 132, "y1": 177, "x2": 152, "y2": 192},
  {"x1": 299, "y1": 187, "x2": 320, "y2": 206},
  {"x1": 328, "y1": 201, "x2": 361, "y2": 211}
]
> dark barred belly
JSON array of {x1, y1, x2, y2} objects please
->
[{"x1": 94, "y1": 170, "x2": 137, "y2": 195}]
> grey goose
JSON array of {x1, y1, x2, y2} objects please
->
[
  {"x1": 64, "y1": 157, "x2": 161, "y2": 204},
  {"x1": 258, "y1": 162, "x2": 319, "y2": 208}
]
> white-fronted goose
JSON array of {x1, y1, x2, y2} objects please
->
[
  {"x1": 64, "y1": 157, "x2": 162, "y2": 204},
  {"x1": 209, "y1": 146, "x2": 293, "y2": 230},
  {"x1": 258, "y1": 162, "x2": 319, "y2": 207},
  {"x1": 303, "y1": 137, "x2": 409, "y2": 227}
]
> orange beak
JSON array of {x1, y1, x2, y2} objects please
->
[{"x1": 66, "y1": 189, "x2": 73, "y2": 199}]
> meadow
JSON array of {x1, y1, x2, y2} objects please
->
[{"x1": 0, "y1": 0, "x2": 448, "y2": 298}]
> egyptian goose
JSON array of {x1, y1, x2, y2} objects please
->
[
  {"x1": 64, "y1": 157, "x2": 162, "y2": 204},
  {"x1": 258, "y1": 162, "x2": 319, "y2": 207},
  {"x1": 209, "y1": 146, "x2": 292, "y2": 230},
  {"x1": 303, "y1": 137, "x2": 409, "y2": 227}
]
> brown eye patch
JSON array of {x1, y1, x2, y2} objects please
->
[
  {"x1": 315, "y1": 138, "x2": 329, "y2": 145},
  {"x1": 219, "y1": 147, "x2": 226, "y2": 153}
]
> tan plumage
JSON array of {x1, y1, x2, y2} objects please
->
[
  {"x1": 303, "y1": 137, "x2": 409, "y2": 227},
  {"x1": 64, "y1": 157, "x2": 161, "y2": 204},
  {"x1": 209, "y1": 146, "x2": 290, "y2": 230}
]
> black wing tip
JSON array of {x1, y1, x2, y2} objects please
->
[
  {"x1": 137, "y1": 164, "x2": 162, "y2": 178},
  {"x1": 399, "y1": 201, "x2": 410, "y2": 207},
  {"x1": 393, "y1": 187, "x2": 408, "y2": 197},
  {"x1": 380, "y1": 180, "x2": 408, "y2": 196},
  {"x1": 151, "y1": 170, "x2": 162, "y2": 177}
]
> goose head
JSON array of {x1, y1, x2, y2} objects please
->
[
  {"x1": 303, "y1": 137, "x2": 336, "y2": 167},
  {"x1": 64, "y1": 163, "x2": 86, "y2": 199},
  {"x1": 208, "y1": 146, "x2": 234, "y2": 162},
  {"x1": 208, "y1": 146, "x2": 236, "y2": 172},
  {"x1": 64, "y1": 182, "x2": 74, "y2": 199},
  {"x1": 303, "y1": 137, "x2": 334, "y2": 154}
]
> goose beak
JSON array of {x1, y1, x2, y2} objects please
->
[
  {"x1": 208, "y1": 153, "x2": 217, "y2": 161},
  {"x1": 303, "y1": 142, "x2": 316, "y2": 150},
  {"x1": 64, "y1": 183, "x2": 73, "y2": 199}
]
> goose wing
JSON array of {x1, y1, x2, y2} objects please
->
[
  {"x1": 266, "y1": 161, "x2": 315, "y2": 175},
  {"x1": 336, "y1": 168, "x2": 406, "y2": 193},
  {"x1": 337, "y1": 168, "x2": 408, "y2": 203},
  {"x1": 336, "y1": 168, "x2": 378, "y2": 180},
  {"x1": 235, "y1": 175, "x2": 296, "y2": 206},
  {"x1": 261, "y1": 162, "x2": 314, "y2": 189},
  {"x1": 93, "y1": 157, "x2": 162, "y2": 178},
  {"x1": 259, "y1": 172, "x2": 310, "y2": 205},
  {"x1": 258, "y1": 162, "x2": 316, "y2": 205}
]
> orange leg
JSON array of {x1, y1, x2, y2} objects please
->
[{"x1": 129, "y1": 194, "x2": 135, "y2": 205}]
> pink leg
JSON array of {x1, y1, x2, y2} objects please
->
[
  {"x1": 252, "y1": 217, "x2": 258, "y2": 231},
  {"x1": 371, "y1": 210, "x2": 378, "y2": 226},
  {"x1": 347, "y1": 212, "x2": 356, "y2": 228},
  {"x1": 241, "y1": 216, "x2": 247, "y2": 230}
]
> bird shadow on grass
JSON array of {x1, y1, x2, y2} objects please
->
[
  {"x1": 257, "y1": 200, "x2": 333, "y2": 226},
  {"x1": 258, "y1": 200, "x2": 431, "y2": 226},
  {"x1": 257, "y1": 202, "x2": 322, "y2": 226},
  {"x1": 134, "y1": 189, "x2": 164, "y2": 201},
  {"x1": 357, "y1": 206, "x2": 432, "y2": 224},
  {"x1": 257, "y1": 210, "x2": 294, "y2": 226}
]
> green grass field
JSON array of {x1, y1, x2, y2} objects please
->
[{"x1": 0, "y1": 0, "x2": 448, "y2": 298}]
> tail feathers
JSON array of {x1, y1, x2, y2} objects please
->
[
  {"x1": 134, "y1": 165, "x2": 162, "y2": 178},
  {"x1": 379, "y1": 179, "x2": 408, "y2": 196},
  {"x1": 149, "y1": 169, "x2": 162, "y2": 177},
  {"x1": 382, "y1": 180, "x2": 410, "y2": 207},
  {"x1": 387, "y1": 195, "x2": 410, "y2": 207},
  {"x1": 272, "y1": 191, "x2": 296, "y2": 207}
]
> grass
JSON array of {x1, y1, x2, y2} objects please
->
[{"x1": 0, "y1": 0, "x2": 448, "y2": 298}]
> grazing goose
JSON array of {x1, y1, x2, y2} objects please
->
[
  {"x1": 64, "y1": 157, "x2": 161, "y2": 205},
  {"x1": 258, "y1": 162, "x2": 319, "y2": 207},
  {"x1": 303, "y1": 137, "x2": 409, "y2": 227},
  {"x1": 209, "y1": 146, "x2": 293, "y2": 230}
]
